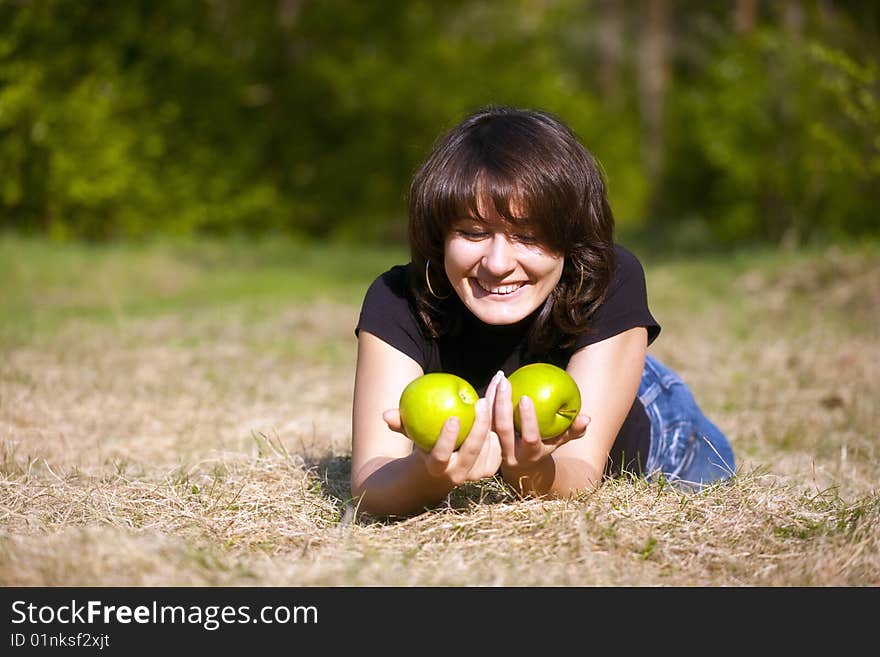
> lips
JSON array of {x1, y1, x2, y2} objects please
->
[{"x1": 474, "y1": 279, "x2": 525, "y2": 295}]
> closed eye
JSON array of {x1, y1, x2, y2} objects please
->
[
  {"x1": 512, "y1": 233, "x2": 540, "y2": 245},
  {"x1": 455, "y1": 229, "x2": 490, "y2": 240}
]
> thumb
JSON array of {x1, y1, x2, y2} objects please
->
[
  {"x1": 383, "y1": 408, "x2": 403, "y2": 433},
  {"x1": 571, "y1": 413, "x2": 590, "y2": 436}
]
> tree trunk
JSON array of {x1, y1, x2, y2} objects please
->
[
  {"x1": 597, "y1": 0, "x2": 625, "y2": 108},
  {"x1": 736, "y1": 0, "x2": 758, "y2": 35},
  {"x1": 638, "y1": 0, "x2": 671, "y2": 208}
]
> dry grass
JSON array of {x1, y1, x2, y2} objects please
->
[{"x1": 1, "y1": 238, "x2": 878, "y2": 586}]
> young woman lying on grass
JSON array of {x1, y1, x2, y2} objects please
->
[{"x1": 351, "y1": 105, "x2": 735, "y2": 517}]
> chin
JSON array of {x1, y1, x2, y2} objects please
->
[{"x1": 468, "y1": 300, "x2": 534, "y2": 325}]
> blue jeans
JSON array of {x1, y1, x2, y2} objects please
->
[{"x1": 638, "y1": 355, "x2": 736, "y2": 491}]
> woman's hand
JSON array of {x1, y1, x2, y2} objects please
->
[
  {"x1": 493, "y1": 373, "x2": 590, "y2": 478},
  {"x1": 382, "y1": 372, "x2": 505, "y2": 486}
]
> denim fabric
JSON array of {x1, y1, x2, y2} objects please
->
[{"x1": 638, "y1": 355, "x2": 736, "y2": 491}]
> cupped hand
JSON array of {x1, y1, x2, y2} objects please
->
[
  {"x1": 493, "y1": 373, "x2": 589, "y2": 471},
  {"x1": 382, "y1": 371, "x2": 506, "y2": 486}
]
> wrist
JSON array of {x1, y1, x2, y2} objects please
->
[
  {"x1": 500, "y1": 454, "x2": 555, "y2": 495},
  {"x1": 407, "y1": 447, "x2": 458, "y2": 490}
]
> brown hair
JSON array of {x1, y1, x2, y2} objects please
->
[{"x1": 407, "y1": 105, "x2": 616, "y2": 355}]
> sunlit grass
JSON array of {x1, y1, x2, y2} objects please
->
[
  {"x1": 0, "y1": 236, "x2": 877, "y2": 585},
  {"x1": 0, "y1": 235, "x2": 407, "y2": 345}
]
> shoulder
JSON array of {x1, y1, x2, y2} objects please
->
[
  {"x1": 359, "y1": 264, "x2": 416, "y2": 331},
  {"x1": 603, "y1": 243, "x2": 650, "y2": 300},
  {"x1": 571, "y1": 243, "x2": 660, "y2": 350},
  {"x1": 362, "y1": 264, "x2": 412, "y2": 308},
  {"x1": 612, "y1": 243, "x2": 646, "y2": 279},
  {"x1": 357, "y1": 263, "x2": 432, "y2": 368}
]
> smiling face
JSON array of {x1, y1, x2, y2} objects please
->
[{"x1": 443, "y1": 192, "x2": 564, "y2": 326}]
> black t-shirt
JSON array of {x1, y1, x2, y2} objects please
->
[{"x1": 355, "y1": 244, "x2": 661, "y2": 476}]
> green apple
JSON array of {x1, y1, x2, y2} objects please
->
[
  {"x1": 398, "y1": 372, "x2": 478, "y2": 451},
  {"x1": 508, "y1": 363, "x2": 581, "y2": 440}
]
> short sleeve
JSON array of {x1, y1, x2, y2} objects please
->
[
  {"x1": 573, "y1": 244, "x2": 661, "y2": 350},
  {"x1": 355, "y1": 265, "x2": 431, "y2": 369}
]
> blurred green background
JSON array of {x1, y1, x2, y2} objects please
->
[{"x1": 1, "y1": 0, "x2": 877, "y2": 248}]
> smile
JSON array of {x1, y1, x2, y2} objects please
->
[{"x1": 474, "y1": 279, "x2": 525, "y2": 295}]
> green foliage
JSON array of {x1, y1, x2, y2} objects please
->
[
  {"x1": 0, "y1": 1, "x2": 877, "y2": 245},
  {"x1": 658, "y1": 22, "x2": 880, "y2": 245}
]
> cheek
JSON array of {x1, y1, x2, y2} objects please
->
[
  {"x1": 525, "y1": 252, "x2": 564, "y2": 284},
  {"x1": 443, "y1": 240, "x2": 479, "y2": 275}
]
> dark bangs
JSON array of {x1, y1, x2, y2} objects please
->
[{"x1": 409, "y1": 108, "x2": 595, "y2": 258}]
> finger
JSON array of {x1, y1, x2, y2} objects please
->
[
  {"x1": 494, "y1": 374, "x2": 516, "y2": 455},
  {"x1": 468, "y1": 430, "x2": 503, "y2": 480},
  {"x1": 484, "y1": 371, "x2": 503, "y2": 425},
  {"x1": 561, "y1": 413, "x2": 590, "y2": 443},
  {"x1": 458, "y1": 398, "x2": 490, "y2": 461},
  {"x1": 383, "y1": 408, "x2": 403, "y2": 433},
  {"x1": 485, "y1": 370, "x2": 503, "y2": 407},
  {"x1": 570, "y1": 413, "x2": 590, "y2": 437},
  {"x1": 517, "y1": 396, "x2": 544, "y2": 452},
  {"x1": 543, "y1": 414, "x2": 590, "y2": 448},
  {"x1": 425, "y1": 415, "x2": 460, "y2": 475}
]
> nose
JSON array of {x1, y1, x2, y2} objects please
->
[{"x1": 481, "y1": 233, "x2": 516, "y2": 277}]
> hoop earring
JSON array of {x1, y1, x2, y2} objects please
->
[{"x1": 425, "y1": 260, "x2": 450, "y2": 300}]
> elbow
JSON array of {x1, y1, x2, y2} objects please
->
[
  {"x1": 555, "y1": 457, "x2": 604, "y2": 498},
  {"x1": 348, "y1": 477, "x2": 427, "y2": 519},
  {"x1": 348, "y1": 474, "x2": 399, "y2": 519},
  {"x1": 349, "y1": 477, "x2": 374, "y2": 514},
  {"x1": 348, "y1": 489, "x2": 412, "y2": 519}
]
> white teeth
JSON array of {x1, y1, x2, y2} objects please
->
[{"x1": 477, "y1": 280, "x2": 523, "y2": 295}]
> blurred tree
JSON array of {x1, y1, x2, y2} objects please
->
[
  {"x1": 736, "y1": 0, "x2": 758, "y2": 35},
  {"x1": 652, "y1": 0, "x2": 879, "y2": 245},
  {"x1": 0, "y1": 0, "x2": 876, "y2": 245},
  {"x1": 597, "y1": 0, "x2": 625, "y2": 108},
  {"x1": 638, "y1": 0, "x2": 671, "y2": 218}
]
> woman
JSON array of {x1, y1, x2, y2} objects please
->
[{"x1": 351, "y1": 105, "x2": 735, "y2": 517}]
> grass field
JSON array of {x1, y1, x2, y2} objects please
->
[{"x1": 1, "y1": 236, "x2": 878, "y2": 586}]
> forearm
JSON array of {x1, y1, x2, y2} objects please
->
[
  {"x1": 352, "y1": 452, "x2": 457, "y2": 517},
  {"x1": 501, "y1": 454, "x2": 603, "y2": 499}
]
